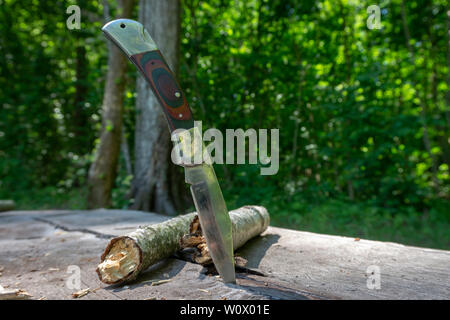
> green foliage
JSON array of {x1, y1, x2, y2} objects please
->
[
  {"x1": 264, "y1": 197, "x2": 450, "y2": 250},
  {"x1": 0, "y1": 0, "x2": 106, "y2": 192},
  {"x1": 11, "y1": 187, "x2": 87, "y2": 211},
  {"x1": 179, "y1": 0, "x2": 449, "y2": 213},
  {"x1": 0, "y1": 0, "x2": 448, "y2": 249}
]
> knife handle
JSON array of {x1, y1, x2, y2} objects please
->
[{"x1": 130, "y1": 50, "x2": 194, "y2": 132}]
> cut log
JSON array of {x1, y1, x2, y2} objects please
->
[
  {"x1": 96, "y1": 206, "x2": 270, "y2": 284},
  {"x1": 0, "y1": 200, "x2": 15, "y2": 212}
]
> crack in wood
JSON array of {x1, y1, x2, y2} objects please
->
[
  {"x1": 33, "y1": 217, "x2": 115, "y2": 239},
  {"x1": 235, "y1": 274, "x2": 332, "y2": 300}
]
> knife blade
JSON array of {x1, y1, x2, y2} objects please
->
[{"x1": 102, "y1": 19, "x2": 236, "y2": 283}]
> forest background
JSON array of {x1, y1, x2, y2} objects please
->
[{"x1": 0, "y1": 0, "x2": 448, "y2": 249}]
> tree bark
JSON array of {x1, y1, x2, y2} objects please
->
[
  {"x1": 72, "y1": 45, "x2": 89, "y2": 155},
  {"x1": 130, "y1": 0, "x2": 187, "y2": 214},
  {"x1": 121, "y1": 129, "x2": 133, "y2": 177},
  {"x1": 96, "y1": 205, "x2": 270, "y2": 284},
  {"x1": 87, "y1": 0, "x2": 134, "y2": 208}
]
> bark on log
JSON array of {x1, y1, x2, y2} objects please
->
[
  {"x1": 0, "y1": 200, "x2": 15, "y2": 212},
  {"x1": 96, "y1": 205, "x2": 270, "y2": 284}
]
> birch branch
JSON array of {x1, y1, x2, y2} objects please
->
[{"x1": 96, "y1": 205, "x2": 270, "y2": 284}]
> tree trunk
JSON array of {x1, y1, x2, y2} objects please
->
[
  {"x1": 130, "y1": 0, "x2": 187, "y2": 214},
  {"x1": 87, "y1": 0, "x2": 134, "y2": 209},
  {"x1": 121, "y1": 129, "x2": 133, "y2": 177},
  {"x1": 72, "y1": 45, "x2": 89, "y2": 155}
]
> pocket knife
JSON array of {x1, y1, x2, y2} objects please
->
[{"x1": 102, "y1": 19, "x2": 236, "y2": 283}]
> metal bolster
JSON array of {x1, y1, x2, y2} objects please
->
[{"x1": 102, "y1": 19, "x2": 158, "y2": 57}]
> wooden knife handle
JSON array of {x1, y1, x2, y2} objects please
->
[{"x1": 130, "y1": 50, "x2": 194, "y2": 132}]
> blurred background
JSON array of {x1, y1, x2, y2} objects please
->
[{"x1": 0, "y1": 0, "x2": 448, "y2": 249}]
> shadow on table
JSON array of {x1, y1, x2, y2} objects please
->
[
  {"x1": 236, "y1": 233, "x2": 281, "y2": 269},
  {"x1": 233, "y1": 274, "x2": 313, "y2": 300},
  {"x1": 233, "y1": 234, "x2": 315, "y2": 299},
  {"x1": 192, "y1": 233, "x2": 314, "y2": 299}
]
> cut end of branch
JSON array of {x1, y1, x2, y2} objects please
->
[{"x1": 96, "y1": 237, "x2": 141, "y2": 284}]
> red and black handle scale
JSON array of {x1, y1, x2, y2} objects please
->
[{"x1": 130, "y1": 50, "x2": 195, "y2": 132}]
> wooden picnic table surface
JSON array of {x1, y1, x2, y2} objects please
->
[{"x1": 0, "y1": 209, "x2": 448, "y2": 300}]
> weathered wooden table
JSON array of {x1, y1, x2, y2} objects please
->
[{"x1": 0, "y1": 209, "x2": 448, "y2": 300}]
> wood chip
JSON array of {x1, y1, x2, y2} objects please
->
[
  {"x1": 354, "y1": 238, "x2": 360, "y2": 241},
  {"x1": 189, "y1": 216, "x2": 202, "y2": 234},
  {"x1": 144, "y1": 297, "x2": 157, "y2": 300},
  {"x1": 72, "y1": 288, "x2": 90, "y2": 298},
  {"x1": 235, "y1": 256, "x2": 248, "y2": 267},
  {"x1": 0, "y1": 285, "x2": 32, "y2": 300},
  {"x1": 194, "y1": 254, "x2": 212, "y2": 265},
  {"x1": 151, "y1": 279, "x2": 172, "y2": 286},
  {"x1": 180, "y1": 234, "x2": 205, "y2": 247}
]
